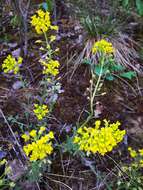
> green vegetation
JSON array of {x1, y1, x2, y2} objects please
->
[{"x1": 0, "y1": 1, "x2": 143, "y2": 189}]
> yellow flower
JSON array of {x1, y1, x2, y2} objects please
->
[
  {"x1": 139, "y1": 149, "x2": 143, "y2": 156},
  {"x1": 128, "y1": 147, "x2": 137, "y2": 158},
  {"x1": 31, "y1": 9, "x2": 59, "y2": 35},
  {"x1": 131, "y1": 162, "x2": 138, "y2": 168},
  {"x1": 127, "y1": 147, "x2": 143, "y2": 169},
  {"x1": 50, "y1": 25, "x2": 59, "y2": 31},
  {"x1": 37, "y1": 9, "x2": 45, "y2": 18},
  {"x1": 33, "y1": 104, "x2": 49, "y2": 120},
  {"x1": 40, "y1": 59, "x2": 60, "y2": 76},
  {"x1": 50, "y1": 35, "x2": 56, "y2": 42},
  {"x1": 45, "y1": 143, "x2": 53, "y2": 154},
  {"x1": 92, "y1": 39, "x2": 114, "y2": 54},
  {"x1": 38, "y1": 126, "x2": 46, "y2": 134},
  {"x1": 29, "y1": 130, "x2": 37, "y2": 138},
  {"x1": 73, "y1": 120, "x2": 125, "y2": 156},
  {"x1": 31, "y1": 9, "x2": 51, "y2": 34},
  {"x1": 73, "y1": 136, "x2": 80, "y2": 143},
  {"x1": 48, "y1": 131, "x2": 54, "y2": 139},
  {"x1": 2, "y1": 55, "x2": 23, "y2": 74},
  {"x1": 0, "y1": 159, "x2": 6, "y2": 166},
  {"x1": 9, "y1": 182, "x2": 15, "y2": 188},
  {"x1": 21, "y1": 133, "x2": 30, "y2": 142},
  {"x1": 23, "y1": 131, "x2": 54, "y2": 162},
  {"x1": 139, "y1": 159, "x2": 143, "y2": 167},
  {"x1": 95, "y1": 120, "x2": 101, "y2": 129},
  {"x1": 23, "y1": 144, "x2": 33, "y2": 156},
  {"x1": 46, "y1": 44, "x2": 51, "y2": 50}
]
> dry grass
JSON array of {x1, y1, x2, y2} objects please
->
[{"x1": 71, "y1": 33, "x2": 141, "y2": 73}]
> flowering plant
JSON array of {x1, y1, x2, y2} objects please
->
[
  {"x1": 31, "y1": 9, "x2": 61, "y2": 106},
  {"x1": 0, "y1": 159, "x2": 15, "y2": 189},
  {"x1": 113, "y1": 147, "x2": 143, "y2": 189},
  {"x1": 40, "y1": 58, "x2": 60, "y2": 77},
  {"x1": 31, "y1": 9, "x2": 58, "y2": 34},
  {"x1": 128, "y1": 147, "x2": 143, "y2": 168},
  {"x1": 2, "y1": 54, "x2": 23, "y2": 74},
  {"x1": 22, "y1": 128, "x2": 54, "y2": 162},
  {"x1": 92, "y1": 39, "x2": 114, "y2": 55},
  {"x1": 33, "y1": 104, "x2": 49, "y2": 120},
  {"x1": 73, "y1": 119, "x2": 125, "y2": 156},
  {"x1": 83, "y1": 39, "x2": 136, "y2": 122}
]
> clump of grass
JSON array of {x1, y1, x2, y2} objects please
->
[{"x1": 74, "y1": 16, "x2": 141, "y2": 72}]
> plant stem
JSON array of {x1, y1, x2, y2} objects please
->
[
  {"x1": 43, "y1": 32, "x2": 52, "y2": 59},
  {"x1": 90, "y1": 56, "x2": 104, "y2": 115},
  {"x1": 80, "y1": 114, "x2": 92, "y2": 128},
  {"x1": 44, "y1": 32, "x2": 48, "y2": 47},
  {"x1": 80, "y1": 56, "x2": 105, "y2": 127}
]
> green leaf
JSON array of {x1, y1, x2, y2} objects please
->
[
  {"x1": 94, "y1": 65, "x2": 108, "y2": 76},
  {"x1": 122, "y1": 0, "x2": 129, "y2": 7},
  {"x1": 41, "y1": 0, "x2": 53, "y2": 12},
  {"x1": 105, "y1": 74, "x2": 115, "y2": 81},
  {"x1": 111, "y1": 64, "x2": 125, "y2": 72},
  {"x1": 42, "y1": 2, "x2": 48, "y2": 11},
  {"x1": 28, "y1": 161, "x2": 41, "y2": 182},
  {"x1": 136, "y1": 0, "x2": 143, "y2": 16},
  {"x1": 63, "y1": 136, "x2": 79, "y2": 154},
  {"x1": 120, "y1": 71, "x2": 136, "y2": 79}
]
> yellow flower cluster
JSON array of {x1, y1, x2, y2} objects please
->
[
  {"x1": 40, "y1": 59, "x2": 60, "y2": 77},
  {"x1": 128, "y1": 147, "x2": 137, "y2": 158},
  {"x1": 22, "y1": 133, "x2": 30, "y2": 142},
  {"x1": 0, "y1": 159, "x2": 15, "y2": 188},
  {"x1": 22, "y1": 128, "x2": 54, "y2": 162},
  {"x1": 31, "y1": 9, "x2": 58, "y2": 34},
  {"x1": 128, "y1": 147, "x2": 143, "y2": 167},
  {"x1": 33, "y1": 104, "x2": 49, "y2": 120},
  {"x1": 73, "y1": 120, "x2": 125, "y2": 156},
  {"x1": 50, "y1": 35, "x2": 56, "y2": 42},
  {"x1": 92, "y1": 39, "x2": 114, "y2": 54},
  {"x1": 38, "y1": 126, "x2": 46, "y2": 135},
  {"x1": 0, "y1": 159, "x2": 6, "y2": 166},
  {"x1": 2, "y1": 55, "x2": 23, "y2": 74}
]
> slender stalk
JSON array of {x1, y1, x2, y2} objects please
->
[
  {"x1": 43, "y1": 32, "x2": 52, "y2": 59},
  {"x1": 80, "y1": 56, "x2": 105, "y2": 127},
  {"x1": 44, "y1": 31, "x2": 48, "y2": 47},
  {"x1": 90, "y1": 56, "x2": 104, "y2": 114},
  {"x1": 80, "y1": 113, "x2": 92, "y2": 128}
]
